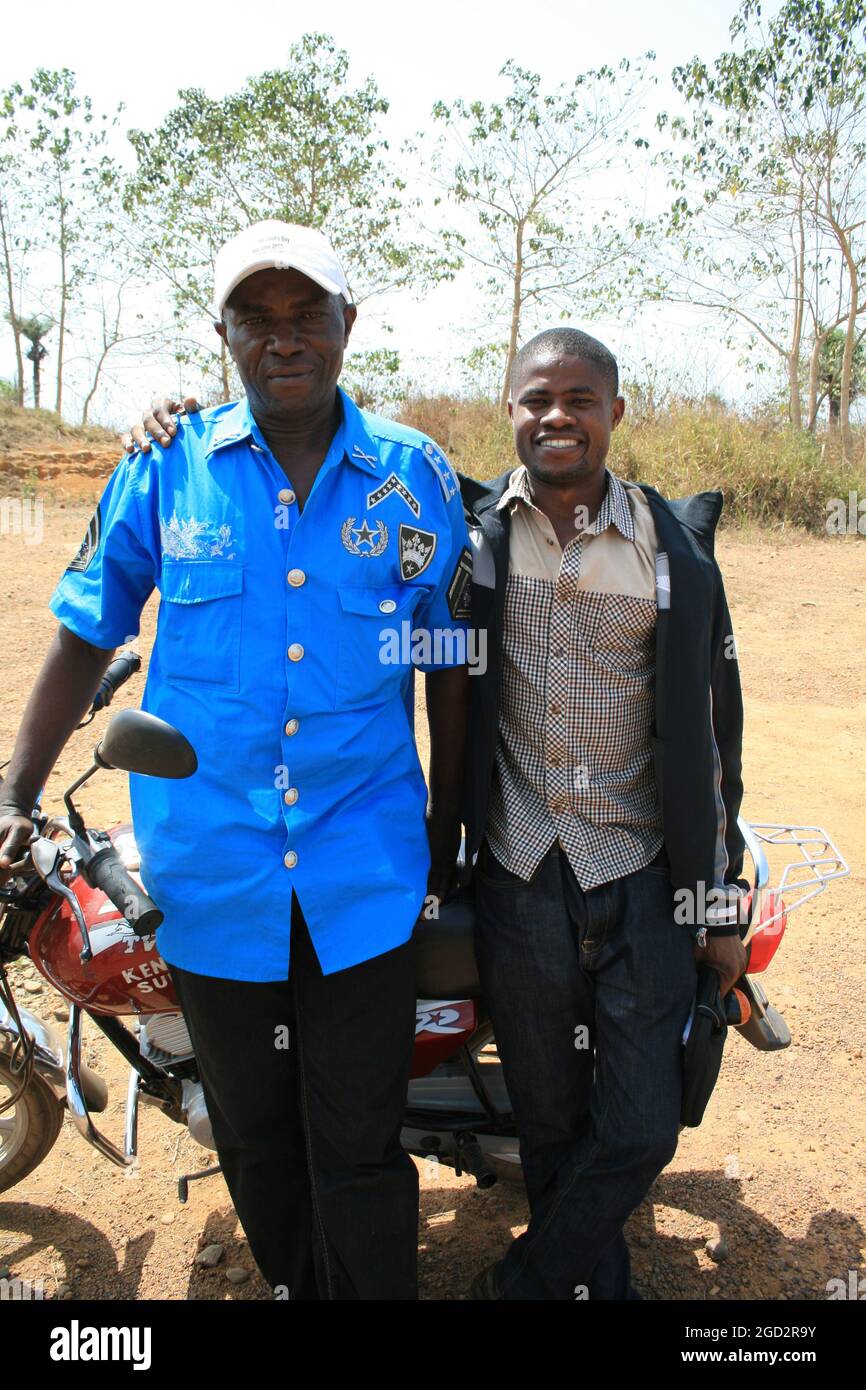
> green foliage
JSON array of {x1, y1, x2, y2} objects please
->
[
  {"x1": 9, "y1": 311, "x2": 52, "y2": 344},
  {"x1": 459, "y1": 342, "x2": 508, "y2": 401},
  {"x1": 818, "y1": 326, "x2": 866, "y2": 414},
  {"x1": 124, "y1": 32, "x2": 454, "y2": 386},
  {"x1": 343, "y1": 348, "x2": 403, "y2": 412},
  {"x1": 657, "y1": 0, "x2": 866, "y2": 444},
  {"x1": 0, "y1": 69, "x2": 121, "y2": 416}
]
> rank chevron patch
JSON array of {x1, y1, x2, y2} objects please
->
[{"x1": 366, "y1": 472, "x2": 421, "y2": 518}]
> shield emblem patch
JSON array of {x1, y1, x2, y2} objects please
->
[{"x1": 398, "y1": 524, "x2": 437, "y2": 580}]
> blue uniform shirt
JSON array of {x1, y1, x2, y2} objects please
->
[{"x1": 50, "y1": 388, "x2": 472, "y2": 981}]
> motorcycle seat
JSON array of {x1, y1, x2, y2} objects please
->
[{"x1": 414, "y1": 886, "x2": 481, "y2": 999}]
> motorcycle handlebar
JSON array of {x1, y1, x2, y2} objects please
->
[
  {"x1": 90, "y1": 651, "x2": 142, "y2": 714},
  {"x1": 83, "y1": 844, "x2": 163, "y2": 937}
]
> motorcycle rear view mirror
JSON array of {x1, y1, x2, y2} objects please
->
[{"x1": 95, "y1": 710, "x2": 198, "y2": 779}]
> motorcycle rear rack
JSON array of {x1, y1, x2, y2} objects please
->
[{"x1": 738, "y1": 817, "x2": 850, "y2": 936}]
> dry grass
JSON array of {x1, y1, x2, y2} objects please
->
[
  {"x1": 0, "y1": 400, "x2": 118, "y2": 453},
  {"x1": 399, "y1": 393, "x2": 866, "y2": 533},
  {"x1": 3, "y1": 393, "x2": 863, "y2": 534},
  {"x1": 398, "y1": 394, "x2": 514, "y2": 481}
]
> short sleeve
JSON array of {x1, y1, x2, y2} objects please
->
[
  {"x1": 49, "y1": 452, "x2": 158, "y2": 650},
  {"x1": 412, "y1": 446, "x2": 472, "y2": 673}
]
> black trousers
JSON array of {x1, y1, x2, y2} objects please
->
[{"x1": 167, "y1": 895, "x2": 419, "y2": 1299}]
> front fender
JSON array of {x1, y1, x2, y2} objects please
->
[
  {"x1": 0, "y1": 997, "x2": 67, "y2": 1097},
  {"x1": 0, "y1": 997, "x2": 108, "y2": 1111}
]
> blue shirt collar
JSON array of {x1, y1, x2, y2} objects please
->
[{"x1": 205, "y1": 387, "x2": 381, "y2": 475}]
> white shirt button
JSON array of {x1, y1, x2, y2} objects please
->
[
  {"x1": 287, "y1": 569, "x2": 306, "y2": 587},
  {"x1": 283, "y1": 788, "x2": 299, "y2": 806},
  {"x1": 283, "y1": 851, "x2": 298, "y2": 869},
  {"x1": 288, "y1": 643, "x2": 304, "y2": 662},
  {"x1": 379, "y1": 599, "x2": 397, "y2": 613},
  {"x1": 284, "y1": 719, "x2": 299, "y2": 736},
  {"x1": 278, "y1": 488, "x2": 295, "y2": 505}
]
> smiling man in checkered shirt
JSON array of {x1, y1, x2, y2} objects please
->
[{"x1": 461, "y1": 327, "x2": 748, "y2": 1301}]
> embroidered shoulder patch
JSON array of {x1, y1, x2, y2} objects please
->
[
  {"x1": 447, "y1": 547, "x2": 473, "y2": 620},
  {"x1": 422, "y1": 441, "x2": 458, "y2": 501},
  {"x1": 67, "y1": 505, "x2": 102, "y2": 573}
]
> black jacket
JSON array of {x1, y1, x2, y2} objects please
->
[{"x1": 459, "y1": 469, "x2": 746, "y2": 907}]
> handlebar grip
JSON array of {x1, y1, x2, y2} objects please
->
[
  {"x1": 84, "y1": 845, "x2": 163, "y2": 937},
  {"x1": 91, "y1": 651, "x2": 142, "y2": 713}
]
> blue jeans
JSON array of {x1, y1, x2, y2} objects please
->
[{"x1": 474, "y1": 839, "x2": 696, "y2": 1300}]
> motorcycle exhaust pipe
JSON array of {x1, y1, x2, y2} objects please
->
[{"x1": 454, "y1": 1131, "x2": 498, "y2": 1190}]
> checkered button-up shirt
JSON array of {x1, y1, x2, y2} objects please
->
[{"x1": 485, "y1": 465, "x2": 664, "y2": 888}]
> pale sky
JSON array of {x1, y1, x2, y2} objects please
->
[
  {"x1": 2, "y1": 0, "x2": 785, "y2": 424},
  {"x1": 1, "y1": 0, "x2": 743, "y2": 134}
]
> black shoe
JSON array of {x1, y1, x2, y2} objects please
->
[{"x1": 469, "y1": 1260, "x2": 503, "y2": 1299}]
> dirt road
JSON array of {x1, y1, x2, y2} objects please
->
[{"x1": 0, "y1": 477, "x2": 863, "y2": 1301}]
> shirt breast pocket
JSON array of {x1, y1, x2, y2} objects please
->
[
  {"x1": 158, "y1": 561, "x2": 244, "y2": 691},
  {"x1": 336, "y1": 584, "x2": 421, "y2": 710},
  {"x1": 594, "y1": 593, "x2": 656, "y2": 672}
]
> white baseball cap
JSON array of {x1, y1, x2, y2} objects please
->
[{"x1": 213, "y1": 220, "x2": 352, "y2": 317}]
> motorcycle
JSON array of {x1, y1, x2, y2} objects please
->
[{"x1": 0, "y1": 655, "x2": 851, "y2": 1198}]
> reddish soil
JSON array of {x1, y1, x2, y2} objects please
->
[{"x1": 0, "y1": 454, "x2": 863, "y2": 1301}]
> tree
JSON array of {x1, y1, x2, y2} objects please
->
[
  {"x1": 816, "y1": 323, "x2": 866, "y2": 422},
  {"x1": 342, "y1": 348, "x2": 403, "y2": 412},
  {"x1": 123, "y1": 33, "x2": 453, "y2": 400},
  {"x1": 12, "y1": 313, "x2": 52, "y2": 407},
  {"x1": 1, "y1": 69, "x2": 119, "y2": 417},
  {"x1": 74, "y1": 270, "x2": 168, "y2": 425},
  {"x1": 660, "y1": 0, "x2": 866, "y2": 454},
  {"x1": 460, "y1": 342, "x2": 508, "y2": 402},
  {"x1": 423, "y1": 57, "x2": 655, "y2": 407},
  {"x1": 0, "y1": 155, "x2": 28, "y2": 406}
]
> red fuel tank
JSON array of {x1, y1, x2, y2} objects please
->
[{"x1": 29, "y1": 825, "x2": 178, "y2": 1016}]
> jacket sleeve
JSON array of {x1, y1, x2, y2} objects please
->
[{"x1": 708, "y1": 560, "x2": 746, "y2": 886}]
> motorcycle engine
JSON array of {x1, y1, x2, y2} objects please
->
[
  {"x1": 138, "y1": 1013, "x2": 215, "y2": 1150},
  {"x1": 138, "y1": 1012, "x2": 194, "y2": 1066}
]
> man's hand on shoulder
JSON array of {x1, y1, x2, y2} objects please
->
[{"x1": 122, "y1": 395, "x2": 201, "y2": 454}]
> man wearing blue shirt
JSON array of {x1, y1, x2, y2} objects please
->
[{"x1": 0, "y1": 221, "x2": 472, "y2": 1300}]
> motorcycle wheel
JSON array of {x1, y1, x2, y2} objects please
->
[{"x1": 0, "y1": 1058, "x2": 65, "y2": 1193}]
